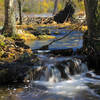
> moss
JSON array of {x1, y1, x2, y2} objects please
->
[
  {"x1": 38, "y1": 35, "x2": 56, "y2": 40},
  {"x1": 0, "y1": 35, "x2": 6, "y2": 50},
  {"x1": 81, "y1": 26, "x2": 88, "y2": 32},
  {"x1": 17, "y1": 33, "x2": 37, "y2": 41},
  {"x1": 0, "y1": 36, "x2": 6, "y2": 49},
  {"x1": 17, "y1": 30, "x2": 37, "y2": 41}
]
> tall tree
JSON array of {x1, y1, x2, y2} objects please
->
[
  {"x1": 84, "y1": 0, "x2": 98, "y2": 37},
  {"x1": 53, "y1": 0, "x2": 59, "y2": 15},
  {"x1": 2, "y1": 0, "x2": 16, "y2": 36},
  {"x1": 17, "y1": 0, "x2": 24, "y2": 25}
]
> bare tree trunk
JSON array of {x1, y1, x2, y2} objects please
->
[
  {"x1": 2, "y1": 0, "x2": 16, "y2": 36},
  {"x1": 83, "y1": 0, "x2": 100, "y2": 74},
  {"x1": 53, "y1": 0, "x2": 59, "y2": 15},
  {"x1": 17, "y1": 0, "x2": 23, "y2": 25},
  {"x1": 84, "y1": 0, "x2": 98, "y2": 37}
]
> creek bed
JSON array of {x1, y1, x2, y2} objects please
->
[{"x1": 0, "y1": 26, "x2": 100, "y2": 100}]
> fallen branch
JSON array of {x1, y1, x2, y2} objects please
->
[{"x1": 37, "y1": 20, "x2": 86, "y2": 50}]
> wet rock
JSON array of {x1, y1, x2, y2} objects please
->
[
  {"x1": 56, "y1": 62, "x2": 69, "y2": 80},
  {"x1": 86, "y1": 72, "x2": 100, "y2": 80},
  {"x1": 67, "y1": 59, "x2": 81, "y2": 75},
  {"x1": 56, "y1": 58, "x2": 82, "y2": 77},
  {"x1": 85, "y1": 73, "x2": 92, "y2": 78},
  {"x1": 24, "y1": 66, "x2": 46, "y2": 82}
]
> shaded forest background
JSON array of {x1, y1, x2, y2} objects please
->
[
  {"x1": 0, "y1": 0, "x2": 85, "y2": 26},
  {"x1": 0, "y1": 0, "x2": 100, "y2": 38}
]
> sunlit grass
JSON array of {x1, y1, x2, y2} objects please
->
[
  {"x1": 38, "y1": 35, "x2": 56, "y2": 40},
  {"x1": 17, "y1": 30, "x2": 37, "y2": 41}
]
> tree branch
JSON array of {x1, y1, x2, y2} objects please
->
[{"x1": 38, "y1": 20, "x2": 86, "y2": 50}]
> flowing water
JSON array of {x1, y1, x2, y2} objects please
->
[
  {"x1": 15, "y1": 50, "x2": 100, "y2": 100},
  {"x1": 0, "y1": 27, "x2": 100, "y2": 100},
  {"x1": 7, "y1": 51, "x2": 100, "y2": 100},
  {"x1": 26, "y1": 27, "x2": 83, "y2": 51}
]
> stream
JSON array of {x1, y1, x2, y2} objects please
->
[
  {"x1": 26, "y1": 26, "x2": 83, "y2": 51},
  {"x1": 0, "y1": 26, "x2": 100, "y2": 100}
]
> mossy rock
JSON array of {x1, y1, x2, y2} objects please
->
[{"x1": 17, "y1": 30, "x2": 37, "y2": 41}]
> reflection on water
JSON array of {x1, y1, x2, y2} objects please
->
[{"x1": 25, "y1": 27, "x2": 83, "y2": 51}]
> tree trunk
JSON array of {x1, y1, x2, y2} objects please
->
[
  {"x1": 84, "y1": 0, "x2": 98, "y2": 37},
  {"x1": 17, "y1": 0, "x2": 22, "y2": 25},
  {"x1": 53, "y1": 0, "x2": 59, "y2": 15},
  {"x1": 2, "y1": 0, "x2": 16, "y2": 36},
  {"x1": 83, "y1": 0, "x2": 100, "y2": 72}
]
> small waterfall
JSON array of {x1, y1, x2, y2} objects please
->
[
  {"x1": 27, "y1": 53, "x2": 88, "y2": 83},
  {"x1": 20, "y1": 53, "x2": 100, "y2": 100},
  {"x1": 45, "y1": 64, "x2": 61, "y2": 82}
]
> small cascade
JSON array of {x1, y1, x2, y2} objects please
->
[
  {"x1": 45, "y1": 64, "x2": 61, "y2": 82},
  {"x1": 16, "y1": 51, "x2": 100, "y2": 100},
  {"x1": 43, "y1": 57, "x2": 88, "y2": 82},
  {"x1": 26, "y1": 52, "x2": 88, "y2": 83}
]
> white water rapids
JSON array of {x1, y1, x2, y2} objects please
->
[{"x1": 16, "y1": 51, "x2": 100, "y2": 100}]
